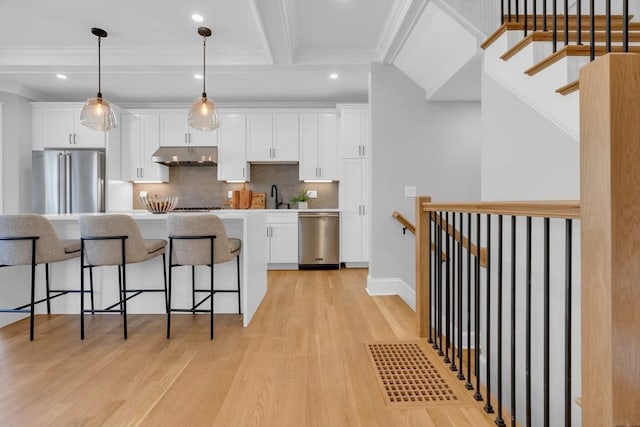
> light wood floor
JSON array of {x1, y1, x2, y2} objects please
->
[{"x1": 0, "y1": 269, "x2": 494, "y2": 426}]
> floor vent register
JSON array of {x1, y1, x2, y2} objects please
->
[{"x1": 364, "y1": 341, "x2": 458, "y2": 406}]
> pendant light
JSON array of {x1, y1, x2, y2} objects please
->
[
  {"x1": 80, "y1": 27, "x2": 117, "y2": 131},
  {"x1": 188, "y1": 27, "x2": 220, "y2": 131}
]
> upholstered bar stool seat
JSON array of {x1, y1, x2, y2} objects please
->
[
  {"x1": 0, "y1": 214, "x2": 82, "y2": 340},
  {"x1": 79, "y1": 214, "x2": 168, "y2": 339},
  {"x1": 166, "y1": 214, "x2": 242, "y2": 339}
]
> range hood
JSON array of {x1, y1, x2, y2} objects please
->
[{"x1": 151, "y1": 147, "x2": 217, "y2": 166}]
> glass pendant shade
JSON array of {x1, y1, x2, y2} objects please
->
[
  {"x1": 189, "y1": 27, "x2": 219, "y2": 132},
  {"x1": 188, "y1": 95, "x2": 219, "y2": 131},
  {"x1": 80, "y1": 95, "x2": 117, "y2": 131}
]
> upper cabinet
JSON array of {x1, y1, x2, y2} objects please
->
[
  {"x1": 32, "y1": 103, "x2": 107, "y2": 150},
  {"x1": 338, "y1": 104, "x2": 369, "y2": 158},
  {"x1": 159, "y1": 110, "x2": 217, "y2": 147},
  {"x1": 299, "y1": 112, "x2": 338, "y2": 181},
  {"x1": 246, "y1": 113, "x2": 298, "y2": 162},
  {"x1": 120, "y1": 112, "x2": 169, "y2": 182},
  {"x1": 217, "y1": 113, "x2": 250, "y2": 182}
]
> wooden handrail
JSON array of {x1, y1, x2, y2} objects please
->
[
  {"x1": 392, "y1": 211, "x2": 415, "y2": 234},
  {"x1": 421, "y1": 200, "x2": 580, "y2": 219},
  {"x1": 430, "y1": 212, "x2": 488, "y2": 268}
]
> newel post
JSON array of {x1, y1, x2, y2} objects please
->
[
  {"x1": 580, "y1": 54, "x2": 640, "y2": 426},
  {"x1": 415, "y1": 196, "x2": 431, "y2": 337}
]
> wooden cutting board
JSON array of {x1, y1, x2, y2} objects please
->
[
  {"x1": 239, "y1": 186, "x2": 252, "y2": 209},
  {"x1": 250, "y1": 193, "x2": 266, "y2": 209},
  {"x1": 230, "y1": 191, "x2": 240, "y2": 209}
]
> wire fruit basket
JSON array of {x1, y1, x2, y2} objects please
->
[{"x1": 139, "y1": 195, "x2": 179, "y2": 214}]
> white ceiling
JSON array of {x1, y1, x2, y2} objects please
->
[{"x1": 0, "y1": 0, "x2": 433, "y2": 105}]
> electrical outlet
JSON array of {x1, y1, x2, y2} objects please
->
[
  {"x1": 139, "y1": 191, "x2": 147, "y2": 198},
  {"x1": 227, "y1": 190, "x2": 233, "y2": 198},
  {"x1": 405, "y1": 186, "x2": 416, "y2": 198},
  {"x1": 307, "y1": 190, "x2": 318, "y2": 199}
]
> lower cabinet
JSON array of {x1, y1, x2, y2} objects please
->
[{"x1": 267, "y1": 213, "x2": 298, "y2": 268}]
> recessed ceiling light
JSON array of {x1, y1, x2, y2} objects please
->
[
  {"x1": 330, "y1": 73, "x2": 339, "y2": 80},
  {"x1": 194, "y1": 73, "x2": 203, "y2": 80},
  {"x1": 56, "y1": 74, "x2": 67, "y2": 80},
  {"x1": 192, "y1": 14, "x2": 203, "y2": 22}
]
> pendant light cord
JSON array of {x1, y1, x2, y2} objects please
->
[
  {"x1": 202, "y1": 35, "x2": 207, "y2": 98},
  {"x1": 97, "y1": 36, "x2": 102, "y2": 98}
]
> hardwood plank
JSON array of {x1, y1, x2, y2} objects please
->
[{"x1": 0, "y1": 269, "x2": 494, "y2": 426}]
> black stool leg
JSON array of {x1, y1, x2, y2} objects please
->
[
  {"x1": 118, "y1": 265, "x2": 123, "y2": 315},
  {"x1": 45, "y1": 263, "x2": 51, "y2": 314},
  {"x1": 80, "y1": 240, "x2": 85, "y2": 340},
  {"x1": 167, "y1": 239, "x2": 173, "y2": 339},
  {"x1": 210, "y1": 237, "x2": 214, "y2": 340},
  {"x1": 29, "y1": 248, "x2": 37, "y2": 341},
  {"x1": 162, "y1": 253, "x2": 168, "y2": 313},
  {"x1": 120, "y1": 239, "x2": 128, "y2": 340},
  {"x1": 89, "y1": 266, "x2": 95, "y2": 314},
  {"x1": 192, "y1": 265, "x2": 196, "y2": 312},
  {"x1": 236, "y1": 255, "x2": 241, "y2": 315}
]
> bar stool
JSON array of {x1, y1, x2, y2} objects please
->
[
  {"x1": 166, "y1": 214, "x2": 241, "y2": 339},
  {"x1": 0, "y1": 214, "x2": 82, "y2": 340},
  {"x1": 79, "y1": 214, "x2": 167, "y2": 339}
]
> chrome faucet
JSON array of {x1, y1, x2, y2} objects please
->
[{"x1": 270, "y1": 185, "x2": 282, "y2": 209}]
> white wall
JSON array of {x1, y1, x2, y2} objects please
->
[
  {"x1": 0, "y1": 91, "x2": 32, "y2": 213},
  {"x1": 481, "y1": 73, "x2": 579, "y2": 200},
  {"x1": 368, "y1": 63, "x2": 481, "y2": 298}
]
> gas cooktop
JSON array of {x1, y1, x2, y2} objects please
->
[{"x1": 172, "y1": 207, "x2": 223, "y2": 212}]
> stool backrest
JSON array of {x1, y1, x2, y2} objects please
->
[
  {"x1": 167, "y1": 214, "x2": 234, "y2": 266},
  {"x1": 79, "y1": 214, "x2": 149, "y2": 266},
  {"x1": 0, "y1": 214, "x2": 67, "y2": 265}
]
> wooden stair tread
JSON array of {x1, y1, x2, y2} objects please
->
[
  {"x1": 556, "y1": 79, "x2": 579, "y2": 95},
  {"x1": 501, "y1": 31, "x2": 640, "y2": 61},
  {"x1": 525, "y1": 45, "x2": 640, "y2": 76}
]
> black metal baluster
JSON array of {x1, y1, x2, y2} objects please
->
[
  {"x1": 457, "y1": 212, "x2": 465, "y2": 380},
  {"x1": 474, "y1": 213, "x2": 483, "y2": 402},
  {"x1": 502, "y1": 0, "x2": 505, "y2": 24},
  {"x1": 526, "y1": 216, "x2": 532, "y2": 427},
  {"x1": 543, "y1": 0, "x2": 548, "y2": 31},
  {"x1": 516, "y1": 0, "x2": 520, "y2": 22},
  {"x1": 508, "y1": 0, "x2": 512, "y2": 22},
  {"x1": 565, "y1": 219, "x2": 573, "y2": 427},
  {"x1": 510, "y1": 216, "x2": 517, "y2": 427},
  {"x1": 606, "y1": 0, "x2": 611, "y2": 53},
  {"x1": 577, "y1": 0, "x2": 582, "y2": 45},
  {"x1": 543, "y1": 218, "x2": 550, "y2": 427},
  {"x1": 466, "y1": 213, "x2": 474, "y2": 391},
  {"x1": 533, "y1": 0, "x2": 537, "y2": 31},
  {"x1": 590, "y1": 0, "x2": 595, "y2": 60},
  {"x1": 564, "y1": 0, "x2": 569, "y2": 46},
  {"x1": 485, "y1": 215, "x2": 494, "y2": 413},
  {"x1": 624, "y1": 0, "x2": 629, "y2": 52},
  {"x1": 524, "y1": 0, "x2": 528, "y2": 37},
  {"x1": 451, "y1": 212, "x2": 458, "y2": 372},
  {"x1": 435, "y1": 213, "x2": 441, "y2": 352},
  {"x1": 445, "y1": 212, "x2": 451, "y2": 364},
  {"x1": 438, "y1": 213, "x2": 444, "y2": 356},
  {"x1": 496, "y1": 215, "x2": 506, "y2": 426},
  {"x1": 428, "y1": 214, "x2": 434, "y2": 344},
  {"x1": 552, "y1": 0, "x2": 558, "y2": 52}
]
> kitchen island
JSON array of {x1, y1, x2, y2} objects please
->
[{"x1": 0, "y1": 211, "x2": 267, "y2": 329}]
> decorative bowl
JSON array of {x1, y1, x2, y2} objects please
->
[{"x1": 139, "y1": 195, "x2": 179, "y2": 214}]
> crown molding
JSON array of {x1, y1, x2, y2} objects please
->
[{"x1": 378, "y1": 0, "x2": 429, "y2": 64}]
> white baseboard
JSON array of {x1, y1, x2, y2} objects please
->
[{"x1": 366, "y1": 275, "x2": 416, "y2": 311}]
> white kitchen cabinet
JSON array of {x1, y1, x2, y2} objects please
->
[
  {"x1": 338, "y1": 104, "x2": 369, "y2": 159},
  {"x1": 340, "y1": 158, "x2": 369, "y2": 265},
  {"x1": 246, "y1": 113, "x2": 298, "y2": 162},
  {"x1": 159, "y1": 111, "x2": 217, "y2": 146},
  {"x1": 120, "y1": 113, "x2": 168, "y2": 182},
  {"x1": 299, "y1": 112, "x2": 338, "y2": 181},
  {"x1": 32, "y1": 104, "x2": 106, "y2": 149},
  {"x1": 266, "y1": 213, "x2": 298, "y2": 267},
  {"x1": 217, "y1": 113, "x2": 250, "y2": 182}
]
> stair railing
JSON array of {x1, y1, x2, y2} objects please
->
[{"x1": 416, "y1": 197, "x2": 580, "y2": 427}]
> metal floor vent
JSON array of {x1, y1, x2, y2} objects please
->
[{"x1": 365, "y1": 341, "x2": 458, "y2": 406}]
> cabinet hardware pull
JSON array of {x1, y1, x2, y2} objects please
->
[
  {"x1": 188, "y1": 133, "x2": 192, "y2": 144},
  {"x1": 140, "y1": 168, "x2": 144, "y2": 178},
  {"x1": 69, "y1": 134, "x2": 72, "y2": 144},
  {"x1": 242, "y1": 167, "x2": 245, "y2": 178},
  {"x1": 319, "y1": 167, "x2": 322, "y2": 177},
  {"x1": 361, "y1": 145, "x2": 365, "y2": 156}
]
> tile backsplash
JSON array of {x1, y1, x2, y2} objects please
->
[{"x1": 133, "y1": 164, "x2": 338, "y2": 209}]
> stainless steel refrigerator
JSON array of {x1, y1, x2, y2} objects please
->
[{"x1": 32, "y1": 149, "x2": 105, "y2": 214}]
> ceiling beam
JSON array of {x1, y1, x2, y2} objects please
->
[
  {"x1": 280, "y1": 0, "x2": 299, "y2": 64},
  {"x1": 248, "y1": 0, "x2": 275, "y2": 65},
  {"x1": 377, "y1": 0, "x2": 429, "y2": 64}
]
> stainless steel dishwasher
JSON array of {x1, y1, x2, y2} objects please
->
[{"x1": 298, "y1": 212, "x2": 340, "y2": 269}]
